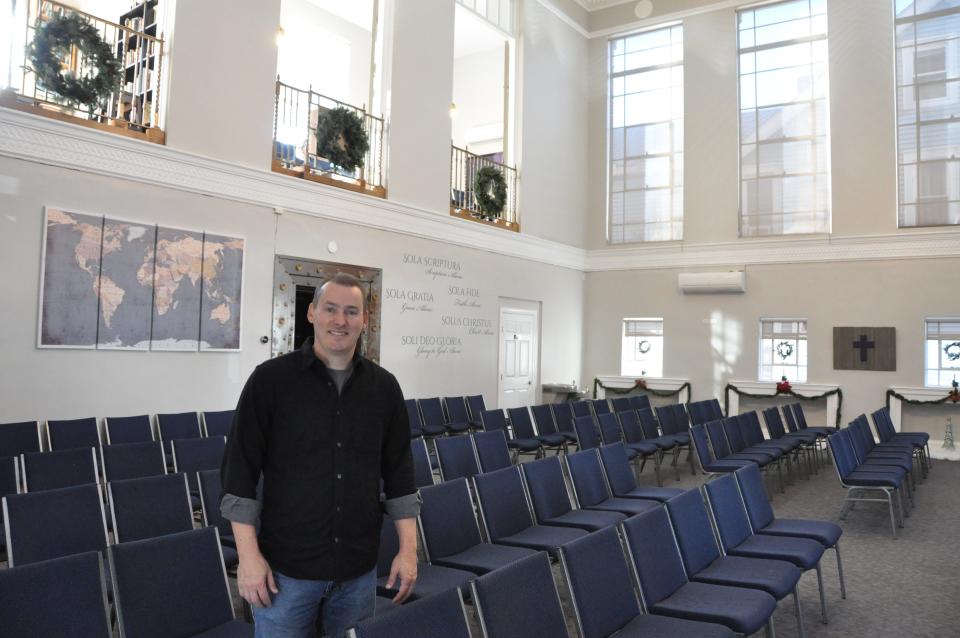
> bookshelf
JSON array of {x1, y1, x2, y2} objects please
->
[{"x1": 115, "y1": 0, "x2": 159, "y2": 128}]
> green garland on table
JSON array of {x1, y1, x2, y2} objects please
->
[
  {"x1": 593, "y1": 378, "x2": 692, "y2": 401},
  {"x1": 724, "y1": 383, "x2": 844, "y2": 428},
  {"x1": 27, "y1": 13, "x2": 122, "y2": 112},
  {"x1": 885, "y1": 388, "x2": 960, "y2": 411},
  {"x1": 315, "y1": 106, "x2": 369, "y2": 172},
  {"x1": 474, "y1": 165, "x2": 507, "y2": 220}
]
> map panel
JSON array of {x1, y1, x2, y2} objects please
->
[
  {"x1": 199, "y1": 233, "x2": 244, "y2": 351},
  {"x1": 150, "y1": 226, "x2": 203, "y2": 351},
  {"x1": 97, "y1": 218, "x2": 156, "y2": 349},
  {"x1": 39, "y1": 208, "x2": 103, "y2": 347}
]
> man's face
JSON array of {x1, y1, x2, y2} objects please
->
[{"x1": 307, "y1": 283, "x2": 367, "y2": 359}]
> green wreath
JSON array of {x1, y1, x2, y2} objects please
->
[
  {"x1": 474, "y1": 165, "x2": 507, "y2": 220},
  {"x1": 315, "y1": 106, "x2": 369, "y2": 172},
  {"x1": 27, "y1": 13, "x2": 122, "y2": 112}
]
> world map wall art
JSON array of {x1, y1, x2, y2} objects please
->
[{"x1": 39, "y1": 207, "x2": 245, "y2": 351}]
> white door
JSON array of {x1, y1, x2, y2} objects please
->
[{"x1": 498, "y1": 307, "x2": 538, "y2": 409}]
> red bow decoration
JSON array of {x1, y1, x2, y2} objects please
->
[
  {"x1": 776, "y1": 377, "x2": 792, "y2": 394},
  {"x1": 634, "y1": 378, "x2": 647, "y2": 390},
  {"x1": 949, "y1": 388, "x2": 960, "y2": 403}
]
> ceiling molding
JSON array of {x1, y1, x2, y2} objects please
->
[
  {"x1": 572, "y1": 0, "x2": 636, "y2": 11},
  {"x1": 534, "y1": 0, "x2": 590, "y2": 37},
  {"x1": 0, "y1": 107, "x2": 587, "y2": 272},
  {"x1": 587, "y1": 0, "x2": 746, "y2": 39}
]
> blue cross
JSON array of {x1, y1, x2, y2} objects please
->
[{"x1": 852, "y1": 334, "x2": 875, "y2": 362}]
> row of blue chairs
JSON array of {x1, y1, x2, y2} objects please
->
[
  {"x1": 0, "y1": 410, "x2": 234, "y2": 458},
  {"x1": 354, "y1": 457, "x2": 844, "y2": 637}
]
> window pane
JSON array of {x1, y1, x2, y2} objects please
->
[{"x1": 759, "y1": 318, "x2": 807, "y2": 381}]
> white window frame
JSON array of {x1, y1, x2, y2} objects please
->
[
  {"x1": 758, "y1": 317, "x2": 808, "y2": 382},
  {"x1": 924, "y1": 318, "x2": 960, "y2": 388},
  {"x1": 737, "y1": 0, "x2": 831, "y2": 237},
  {"x1": 621, "y1": 318, "x2": 664, "y2": 377},
  {"x1": 607, "y1": 23, "x2": 684, "y2": 244}
]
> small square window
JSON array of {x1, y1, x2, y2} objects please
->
[
  {"x1": 758, "y1": 318, "x2": 807, "y2": 382},
  {"x1": 621, "y1": 318, "x2": 664, "y2": 377},
  {"x1": 925, "y1": 319, "x2": 960, "y2": 387}
]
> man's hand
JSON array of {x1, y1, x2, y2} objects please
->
[
  {"x1": 237, "y1": 551, "x2": 279, "y2": 608},
  {"x1": 386, "y1": 548, "x2": 418, "y2": 604}
]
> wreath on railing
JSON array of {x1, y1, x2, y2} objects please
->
[
  {"x1": 775, "y1": 341, "x2": 794, "y2": 360},
  {"x1": 315, "y1": 106, "x2": 369, "y2": 172},
  {"x1": 27, "y1": 13, "x2": 122, "y2": 112},
  {"x1": 474, "y1": 165, "x2": 507, "y2": 220},
  {"x1": 944, "y1": 341, "x2": 960, "y2": 362}
]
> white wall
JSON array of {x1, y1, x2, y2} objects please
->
[{"x1": 452, "y1": 48, "x2": 505, "y2": 156}]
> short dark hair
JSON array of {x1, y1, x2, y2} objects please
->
[{"x1": 312, "y1": 272, "x2": 365, "y2": 309}]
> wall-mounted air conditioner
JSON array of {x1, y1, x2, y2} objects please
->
[{"x1": 677, "y1": 271, "x2": 746, "y2": 294}]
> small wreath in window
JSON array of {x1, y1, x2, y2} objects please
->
[
  {"x1": 27, "y1": 13, "x2": 122, "y2": 112},
  {"x1": 637, "y1": 339, "x2": 652, "y2": 354},
  {"x1": 474, "y1": 166, "x2": 507, "y2": 220},
  {"x1": 944, "y1": 341, "x2": 960, "y2": 362},
  {"x1": 315, "y1": 106, "x2": 369, "y2": 172},
  {"x1": 775, "y1": 341, "x2": 794, "y2": 360}
]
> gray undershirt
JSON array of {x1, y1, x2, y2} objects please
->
[{"x1": 327, "y1": 364, "x2": 353, "y2": 394}]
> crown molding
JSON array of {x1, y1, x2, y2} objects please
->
[
  {"x1": 534, "y1": 0, "x2": 591, "y2": 37},
  {"x1": 0, "y1": 107, "x2": 587, "y2": 272}
]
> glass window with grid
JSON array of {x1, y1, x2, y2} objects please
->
[
  {"x1": 621, "y1": 318, "x2": 664, "y2": 377},
  {"x1": 925, "y1": 319, "x2": 960, "y2": 387},
  {"x1": 759, "y1": 319, "x2": 807, "y2": 382},
  {"x1": 608, "y1": 25, "x2": 683, "y2": 243},
  {"x1": 738, "y1": 0, "x2": 831, "y2": 237},
  {"x1": 895, "y1": 1, "x2": 960, "y2": 228}
]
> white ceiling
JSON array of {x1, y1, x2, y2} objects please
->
[
  {"x1": 573, "y1": 0, "x2": 641, "y2": 10},
  {"x1": 303, "y1": 0, "x2": 375, "y2": 31},
  {"x1": 455, "y1": 5, "x2": 507, "y2": 58}
]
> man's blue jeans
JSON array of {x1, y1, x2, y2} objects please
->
[{"x1": 252, "y1": 568, "x2": 377, "y2": 638}]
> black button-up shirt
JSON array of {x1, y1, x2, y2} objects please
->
[{"x1": 220, "y1": 339, "x2": 416, "y2": 581}]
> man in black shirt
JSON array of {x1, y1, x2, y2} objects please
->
[{"x1": 221, "y1": 273, "x2": 419, "y2": 637}]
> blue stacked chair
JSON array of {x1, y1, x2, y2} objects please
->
[
  {"x1": 443, "y1": 396, "x2": 477, "y2": 430},
  {"x1": 480, "y1": 409, "x2": 541, "y2": 462},
  {"x1": 421, "y1": 397, "x2": 469, "y2": 435},
  {"x1": 0, "y1": 456, "x2": 20, "y2": 556},
  {"x1": 765, "y1": 406, "x2": 817, "y2": 475},
  {"x1": 46, "y1": 416, "x2": 101, "y2": 451},
  {"x1": 349, "y1": 588, "x2": 471, "y2": 638},
  {"x1": 689, "y1": 423, "x2": 752, "y2": 477},
  {"x1": 101, "y1": 441, "x2": 166, "y2": 482},
  {"x1": 549, "y1": 402, "x2": 579, "y2": 446},
  {"x1": 104, "y1": 415, "x2": 153, "y2": 445},
  {"x1": 530, "y1": 403, "x2": 570, "y2": 453},
  {"x1": 628, "y1": 394, "x2": 652, "y2": 412},
  {"x1": 472, "y1": 429, "x2": 512, "y2": 472},
  {"x1": 596, "y1": 413, "x2": 639, "y2": 461},
  {"x1": 435, "y1": 435, "x2": 480, "y2": 481},
  {"x1": 609, "y1": 396, "x2": 633, "y2": 414},
  {"x1": 465, "y1": 395, "x2": 488, "y2": 424},
  {"x1": 563, "y1": 449, "x2": 660, "y2": 516},
  {"x1": 591, "y1": 398, "x2": 611, "y2": 416},
  {"x1": 21, "y1": 447, "x2": 99, "y2": 492},
  {"x1": 508, "y1": 406, "x2": 564, "y2": 454},
  {"x1": 871, "y1": 406, "x2": 930, "y2": 473},
  {"x1": 108, "y1": 474, "x2": 194, "y2": 543},
  {"x1": 637, "y1": 407, "x2": 682, "y2": 481},
  {"x1": 612, "y1": 410, "x2": 664, "y2": 484},
  {"x1": 706, "y1": 419, "x2": 782, "y2": 492},
  {"x1": 156, "y1": 412, "x2": 202, "y2": 456},
  {"x1": 847, "y1": 416, "x2": 916, "y2": 495},
  {"x1": 409, "y1": 437, "x2": 436, "y2": 488},
  {"x1": 572, "y1": 414, "x2": 602, "y2": 451},
  {"x1": 197, "y1": 469, "x2": 237, "y2": 549},
  {"x1": 521, "y1": 456, "x2": 625, "y2": 532},
  {"x1": 0, "y1": 420, "x2": 42, "y2": 458},
  {"x1": 202, "y1": 409, "x2": 234, "y2": 438},
  {"x1": 597, "y1": 442, "x2": 683, "y2": 502}
]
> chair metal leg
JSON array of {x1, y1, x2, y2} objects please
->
[
  {"x1": 816, "y1": 563, "x2": 827, "y2": 624},
  {"x1": 888, "y1": 489, "x2": 899, "y2": 539},
  {"x1": 765, "y1": 617, "x2": 776, "y2": 638},
  {"x1": 653, "y1": 453, "x2": 662, "y2": 487},
  {"x1": 672, "y1": 448, "x2": 681, "y2": 482},
  {"x1": 834, "y1": 541, "x2": 846, "y2": 600},
  {"x1": 793, "y1": 584, "x2": 805, "y2": 638}
]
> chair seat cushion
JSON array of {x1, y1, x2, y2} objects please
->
[
  {"x1": 890, "y1": 433, "x2": 929, "y2": 445},
  {"x1": 785, "y1": 432, "x2": 819, "y2": 445},
  {"x1": 220, "y1": 545, "x2": 239, "y2": 569},
  {"x1": 650, "y1": 581, "x2": 777, "y2": 635},
  {"x1": 855, "y1": 463, "x2": 907, "y2": 479},
  {"x1": 191, "y1": 620, "x2": 255, "y2": 637},
  {"x1": 446, "y1": 422, "x2": 471, "y2": 434},
  {"x1": 724, "y1": 452, "x2": 773, "y2": 465},
  {"x1": 647, "y1": 437, "x2": 677, "y2": 450},
  {"x1": 431, "y1": 542, "x2": 537, "y2": 575},
  {"x1": 377, "y1": 563, "x2": 474, "y2": 601},
  {"x1": 619, "y1": 486, "x2": 685, "y2": 502},
  {"x1": 666, "y1": 433, "x2": 690, "y2": 446},
  {"x1": 374, "y1": 595, "x2": 399, "y2": 616},
  {"x1": 542, "y1": 508, "x2": 626, "y2": 532},
  {"x1": 729, "y1": 534, "x2": 825, "y2": 569},
  {"x1": 703, "y1": 460, "x2": 753, "y2": 472},
  {"x1": 625, "y1": 441, "x2": 659, "y2": 455},
  {"x1": 537, "y1": 433, "x2": 568, "y2": 447},
  {"x1": 758, "y1": 519, "x2": 842, "y2": 547},
  {"x1": 803, "y1": 427, "x2": 836, "y2": 436},
  {"x1": 743, "y1": 445, "x2": 782, "y2": 459},
  {"x1": 613, "y1": 612, "x2": 736, "y2": 638},
  {"x1": 422, "y1": 424, "x2": 447, "y2": 437},
  {"x1": 844, "y1": 470, "x2": 902, "y2": 487},
  {"x1": 584, "y1": 497, "x2": 660, "y2": 517},
  {"x1": 493, "y1": 524, "x2": 588, "y2": 556},
  {"x1": 693, "y1": 556, "x2": 800, "y2": 599},
  {"x1": 507, "y1": 438, "x2": 542, "y2": 452}
]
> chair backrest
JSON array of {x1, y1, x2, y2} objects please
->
[
  {"x1": 852, "y1": 414, "x2": 875, "y2": 449},
  {"x1": 46, "y1": 417, "x2": 101, "y2": 451},
  {"x1": 597, "y1": 412, "x2": 624, "y2": 445},
  {"x1": 530, "y1": 404, "x2": 559, "y2": 436},
  {"x1": 597, "y1": 443, "x2": 638, "y2": 496},
  {"x1": 738, "y1": 411, "x2": 765, "y2": 447},
  {"x1": 519, "y1": 456, "x2": 572, "y2": 523},
  {"x1": 480, "y1": 409, "x2": 508, "y2": 434},
  {"x1": 202, "y1": 410, "x2": 234, "y2": 438},
  {"x1": 109, "y1": 528, "x2": 235, "y2": 638},
  {"x1": 435, "y1": 435, "x2": 481, "y2": 481},
  {"x1": 21, "y1": 447, "x2": 98, "y2": 492},
  {"x1": 0, "y1": 551, "x2": 111, "y2": 638},
  {"x1": 558, "y1": 526, "x2": 642, "y2": 638},
  {"x1": 707, "y1": 398, "x2": 724, "y2": 420},
  {"x1": 104, "y1": 415, "x2": 154, "y2": 445},
  {"x1": 564, "y1": 449, "x2": 612, "y2": 508},
  {"x1": 636, "y1": 408, "x2": 662, "y2": 440},
  {"x1": 473, "y1": 466, "x2": 535, "y2": 542},
  {"x1": 827, "y1": 430, "x2": 858, "y2": 480},
  {"x1": 846, "y1": 419, "x2": 874, "y2": 463},
  {"x1": 572, "y1": 415, "x2": 601, "y2": 450},
  {"x1": 108, "y1": 473, "x2": 194, "y2": 543},
  {"x1": 156, "y1": 412, "x2": 202, "y2": 453},
  {"x1": 655, "y1": 404, "x2": 680, "y2": 435},
  {"x1": 663, "y1": 489, "x2": 722, "y2": 576},
  {"x1": 171, "y1": 436, "x2": 226, "y2": 491},
  {"x1": 404, "y1": 399, "x2": 424, "y2": 438},
  {"x1": 0, "y1": 421, "x2": 42, "y2": 458},
  {"x1": 551, "y1": 402, "x2": 575, "y2": 434},
  {"x1": 701, "y1": 474, "x2": 754, "y2": 551},
  {"x1": 571, "y1": 401, "x2": 592, "y2": 419},
  {"x1": 3, "y1": 483, "x2": 108, "y2": 567},
  {"x1": 507, "y1": 407, "x2": 538, "y2": 439},
  {"x1": 628, "y1": 394, "x2": 652, "y2": 412},
  {"x1": 620, "y1": 506, "x2": 689, "y2": 607},
  {"x1": 591, "y1": 398, "x2": 611, "y2": 416},
  {"x1": 791, "y1": 403, "x2": 811, "y2": 429},
  {"x1": 419, "y1": 398, "x2": 447, "y2": 427},
  {"x1": 350, "y1": 588, "x2": 471, "y2": 638},
  {"x1": 197, "y1": 469, "x2": 234, "y2": 540},
  {"x1": 444, "y1": 396, "x2": 471, "y2": 425},
  {"x1": 687, "y1": 400, "x2": 708, "y2": 425},
  {"x1": 471, "y1": 552, "x2": 569, "y2": 638},
  {"x1": 733, "y1": 463, "x2": 776, "y2": 531},
  {"x1": 610, "y1": 396, "x2": 633, "y2": 414},
  {"x1": 473, "y1": 430, "x2": 512, "y2": 473},
  {"x1": 410, "y1": 437, "x2": 435, "y2": 488},
  {"x1": 705, "y1": 419, "x2": 733, "y2": 458},
  {"x1": 870, "y1": 407, "x2": 896, "y2": 442},
  {"x1": 101, "y1": 441, "x2": 166, "y2": 482},
  {"x1": 418, "y1": 478, "x2": 483, "y2": 561},
  {"x1": 617, "y1": 409, "x2": 644, "y2": 444},
  {"x1": 466, "y1": 395, "x2": 488, "y2": 422},
  {"x1": 782, "y1": 403, "x2": 801, "y2": 433},
  {"x1": 721, "y1": 417, "x2": 747, "y2": 453},
  {"x1": 689, "y1": 423, "x2": 716, "y2": 468},
  {"x1": 763, "y1": 407, "x2": 788, "y2": 439}
]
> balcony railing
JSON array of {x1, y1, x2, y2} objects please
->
[
  {"x1": 272, "y1": 79, "x2": 386, "y2": 198},
  {"x1": 450, "y1": 145, "x2": 519, "y2": 231},
  {"x1": 1, "y1": 0, "x2": 165, "y2": 143}
]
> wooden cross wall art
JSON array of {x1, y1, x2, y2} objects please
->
[{"x1": 833, "y1": 327, "x2": 896, "y2": 371}]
